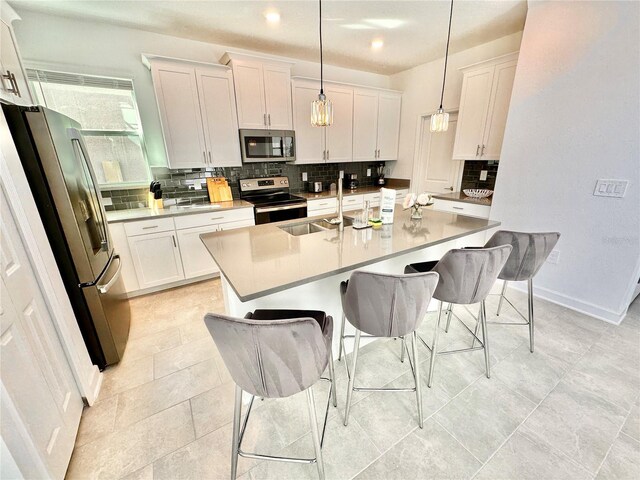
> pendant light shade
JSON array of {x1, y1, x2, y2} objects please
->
[
  {"x1": 431, "y1": 0, "x2": 454, "y2": 133},
  {"x1": 311, "y1": 0, "x2": 333, "y2": 126}
]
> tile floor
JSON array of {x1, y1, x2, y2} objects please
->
[{"x1": 67, "y1": 279, "x2": 640, "y2": 479}]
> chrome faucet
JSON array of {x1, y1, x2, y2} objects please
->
[{"x1": 336, "y1": 177, "x2": 344, "y2": 232}]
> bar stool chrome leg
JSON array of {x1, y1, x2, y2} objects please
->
[
  {"x1": 338, "y1": 312, "x2": 346, "y2": 361},
  {"x1": 496, "y1": 281, "x2": 508, "y2": 316},
  {"x1": 528, "y1": 279, "x2": 535, "y2": 353},
  {"x1": 444, "y1": 303, "x2": 453, "y2": 333},
  {"x1": 344, "y1": 329, "x2": 361, "y2": 426},
  {"x1": 231, "y1": 385, "x2": 242, "y2": 480},
  {"x1": 411, "y1": 331, "x2": 424, "y2": 428},
  {"x1": 327, "y1": 348, "x2": 338, "y2": 407},
  {"x1": 306, "y1": 388, "x2": 325, "y2": 480},
  {"x1": 427, "y1": 301, "x2": 444, "y2": 388},
  {"x1": 480, "y1": 301, "x2": 491, "y2": 378}
]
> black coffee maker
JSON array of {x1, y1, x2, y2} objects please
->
[{"x1": 344, "y1": 173, "x2": 359, "y2": 190}]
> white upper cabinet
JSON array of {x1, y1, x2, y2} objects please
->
[
  {"x1": 323, "y1": 84, "x2": 353, "y2": 163},
  {"x1": 222, "y1": 53, "x2": 293, "y2": 130},
  {"x1": 352, "y1": 88, "x2": 401, "y2": 162},
  {"x1": 452, "y1": 52, "x2": 518, "y2": 160},
  {"x1": 0, "y1": 4, "x2": 33, "y2": 106},
  {"x1": 145, "y1": 56, "x2": 241, "y2": 169},
  {"x1": 291, "y1": 79, "x2": 325, "y2": 164}
]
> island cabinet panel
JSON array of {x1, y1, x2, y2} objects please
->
[
  {"x1": 147, "y1": 57, "x2": 241, "y2": 168},
  {"x1": 127, "y1": 230, "x2": 184, "y2": 289},
  {"x1": 376, "y1": 92, "x2": 402, "y2": 161},
  {"x1": 452, "y1": 53, "x2": 518, "y2": 161}
]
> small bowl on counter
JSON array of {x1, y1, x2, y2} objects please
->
[{"x1": 463, "y1": 189, "x2": 494, "y2": 199}]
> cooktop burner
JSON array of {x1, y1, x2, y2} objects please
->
[{"x1": 248, "y1": 192, "x2": 306, "y2": 207}]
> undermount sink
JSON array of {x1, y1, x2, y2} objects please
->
[{"x1": 278, "y1": 217, "x2": 354, "y2": 236}]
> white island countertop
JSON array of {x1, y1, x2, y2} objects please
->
[{"x1": 201, "y1": 209, "x2": 499, "y2": 301}]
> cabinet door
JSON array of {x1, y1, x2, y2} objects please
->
[
  {"x1": 263, "y1": 64, "x2": 293, "y2": 130},
  {"x1": 292, "y1": 81, "x2": 325, "y2": 164},
  {"x1": 342, "y1": 194, "x2": 364, "y2": 212},
  {"x1": 128, "y1": 231, "x2": 184, "y2": 289},
  {"x1": 376, "y1": 92, "x2": 402, "y2": 160},
  {"x1": 0, "y1": 20, "x2": 33, "y2": 105},
  {"x1": 151, "y1": 62, "x2": 207, "y2": 168},
  {"x1": 232, "y1": 60, "x2": 267, "y2": 129},
  {"x1": 352, "y1": 89, "x2": 379, "y2": 162},
  {"x1": 324, "y1": 85, "x2": 353, "y2": 163},
  {"x1": 482, "y1": 60, "x2": 517, "y2": 160},
  {"x1": 196, "y1": 67, "x2": 242, "y2": 167},
  {"x1": 176, "y1": 225, "x2": 220, "y2": 279},
  {"x1": 452, "y1": 66, "x2": 494, "y2": 160},
  {"x1": 415, "y1": 115, "x2": 461, "y2": 194}
]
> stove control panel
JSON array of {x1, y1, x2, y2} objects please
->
[{"x1": 240, "y1": 177, "x2": 289, "y2": 192}]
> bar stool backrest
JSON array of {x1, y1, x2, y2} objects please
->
[
  {"x1": 433, "y1": 245, "x2": 512, "y2": 305},
  {"x1": 485, "y1": 230, "x2": 561, "y2": 281},
  {"x1": 204, "y1": 313, "x2": 330, "y2": 398},
  {"x1": 341, "y1": 271, "x2": 439, "y2": 337}
]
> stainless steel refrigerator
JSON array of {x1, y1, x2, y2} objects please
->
[{"x1": 3, "y1": 104, "x2": 130, "y2": 369}]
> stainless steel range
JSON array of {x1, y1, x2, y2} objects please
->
[{"x1": 239, "y1": 176, "x2": 307, "y2": 224}]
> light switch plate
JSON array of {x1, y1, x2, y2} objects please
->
[
  {"x1": 302, "y1": 172, "x2": 308, "y2": 182},
  {"x1": 339, "y1": 170, "x2": 344, "y2": 179},
  {"x1": 594, "y1": 179, "x2": 628, "y2": 198},
  {"x1": 367, "y1": 168, "x2": 371, "y2": 177},
  {"x1": 480, "y1": 170, "x2": 488, "y2": 181},
  {"x1": 164, "y1": 198, "x2": 177, "y2": 206},
  {"x1": 102, "y1": 197, "x2": 113, "y2": 206}
]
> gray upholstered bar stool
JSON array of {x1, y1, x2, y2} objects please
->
[
  {"x1": 484, "y1": 230, "x2": 561, "y2": 352},
  {"x1": 341, "y1": 270, "x2": 439, "y2": 429},
  {"x1": 405, "y1": 245, "x2": 512, "y2": 387},
  {"x1": 204, "y1": 309, "x2": 337, "y2": 480}
]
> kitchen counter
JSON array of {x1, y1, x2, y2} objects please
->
[
  {"x1": 299, "y1": 185, "x2": 407, "y2": 200},
  {"x1": 201, "y1": 208, "x2": 499, "y2": 302},
  {"x1": 431, "y1": 191, "x2": 493, "y2": 206},
  {"x1": 106, "y1": 200, "x2": 253, "y2": 223}
]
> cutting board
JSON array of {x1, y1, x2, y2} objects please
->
[{"x1": 207, "y1": 177, "x2": 233, "y2": 203}]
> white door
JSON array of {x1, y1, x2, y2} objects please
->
[
  {"x1": 324, "y1": 85, "x2": 353, "y2": 163},
  {"x1": 415, "y1": 115, "x2": 460, "y2": 194},
  {"x1": 376, "y1": 92, "x2": 402, "y2": 160},
  {"x1": 482, "y1": 60, "x2": 517, "y2": 160},
  {"x1": 0, "y1": 20, "x2": 32, "y2": 106},
  {"x1": 292, "y1": 81, "x2": 325, "y2": 164},
  {"x1": 263, "y1": 64, "x2": 293, "y2": 130},
  {"x1": 176, "y1": 225, "x2": 220, "y2": 279},
  {"x1": 128, "y1": 231, "x2": 184, "y2": 289},
  {"x1": 196, "y1": 67, "x2": 242, "y2": 167},
  {"x1": 452, "y1": 66, "x2": 494, "y2": 160},
  {"x1": 1, "y1": 187, "x2": 83, "y2": 479},
  {"x1": 352, "y1": 89, "x2": 379, "y2": 162},
  {"x1": 151, "y1": 62, "x2": 207, "y2": 168},
  {"x1": 232, "y1": 60, "x2": 267, "y2": 129}
]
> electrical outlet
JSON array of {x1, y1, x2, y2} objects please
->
[
  {"x1": 480, "y1": 170, "x2": 488, "y2": 181},
  {"x1": 339, "y1": 170, "x2": 344, "y2": 179},
  {"x1": 594, "y1": 179, "x2": 628, "y2": 198},
  {"x1": 302, "y1": 172, "x2": 308, "y2": 182},
  {"x1": 164, "y1": 198, "x2": 177, "y2": 206},
  {"x1": 102, "y1": 197, "x2": 113, "y2": 206},
  {"x1": 367, "y1": 168, "x2": 371, "y2": 177},
  {"x1": 547, "y1": 250, "x2": 560, "y2": 264}
]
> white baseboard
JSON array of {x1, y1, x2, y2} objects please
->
[
  {"x1": 508, "y1": 282, "x2": 626, "y2": 325},
  {"x1": 124, "y1": 273, "x2": 219, "y2": 298}
]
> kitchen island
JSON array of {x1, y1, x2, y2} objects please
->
[{"x1": 201, "y1": 209, "x2": 499, "y2": 353}]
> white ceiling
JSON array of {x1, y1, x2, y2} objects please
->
[{"x1": 10, "y1": 0, "x2": 527, "y2": 74}]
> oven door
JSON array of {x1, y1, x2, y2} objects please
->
[
  {"x1": 255, "y1": 203, "x2": 307, "y2": 224},
  {"x1": 240, "y1": 129, "x2": 295, "y2": 163}
]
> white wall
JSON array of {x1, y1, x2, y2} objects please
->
[
  {"x1": 491, "y1": 0, "x2": 640, "y2": 323},
  {"x1": 12, "y1": 9, "x2": 391, "y2": 168},
  {"x1": 389, "y1": 31, "x2": 523, "y2": 179}
]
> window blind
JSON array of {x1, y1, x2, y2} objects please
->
[{"x1": 26, "y1": 68, "x2": 134, "y2": 91}]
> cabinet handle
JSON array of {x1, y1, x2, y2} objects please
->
[
  {"x1": 203, "y1": 151, "x2": 207, "y2": 164},
  {"x1": 326, "y1": 150, "x2": 329, "y2": 160},
  {"x1": 210, "y1": 216, "x2": 224, "y2": 220},
  {"x1": 322, "y1": 150, "x2": 326, "y2": 160},
  {"x1": 263, "y1": 113, "x2": 267, "y2": 126},
  {"x1": 476, "y1": 145, "x2": 480, "y2": 156},
  {"x1": 481, "y1": 144, "x2": 485, "y2": 156},
  {"x1": 142, "y1": 225, "x2": 159, "y2": 230},
  {"x1": 208, "y1": 151, "x2": 212, "y2": 165},
  {"x1": 453, "y1": 206, "x2": 464, "y2": 210},
  {"x1": 2, "y1": 71, "x2": 20, "y2": 97},
  {"x1": 268, "y1": 113, "x2": 271, "y2": 126},
  {"x1": 172, "y1": 235, "x2": 177, "y2": 247},
  {"x1": 445, "y1": 186, "x2": 454, "y2": 191}
]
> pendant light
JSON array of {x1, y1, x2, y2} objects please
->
[
  {"x1": 431, "y1": 0, "x2": 454, "y2": 133},
  {"x1": 311, "y1": 0, "x2": 333, "y2": 126}
]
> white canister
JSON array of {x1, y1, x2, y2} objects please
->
[{"x1": 380, "y1": 188, "x2": 396, "y2": 224}]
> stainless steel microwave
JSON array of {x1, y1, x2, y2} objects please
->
[{"x1": 239, "y1": 129, "x2": 295, "y2": 163}]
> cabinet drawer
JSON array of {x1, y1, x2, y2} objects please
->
[
  {"x1": 363, "y1": 192, "x2": 381, "y2": 207},
  {"x1": 307, "y1": 198, "x2": 337, "y2": 212},
  {"x1": 216, "y1": 219, "x2": 255, "y2": 231},
  {"x1": 432, "y1": 199, "x2": 491, "y2": 219},
  {"x1": 395, "y1": 189, "x2": 409, "y2": 204},
  {"x1": 124, "y1": 217, "x2": 175, "y2": 236},
  {"x1": 342, "y1": 194, "x2": 364, "y2": 211},
  {"x1": 308, "y1": 207, "x2": 338, "y2": 218},
  {"x1": 174, "y1": 208, "x2": 254, "y2": 230}
]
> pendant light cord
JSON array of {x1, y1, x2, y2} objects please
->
[
  {"x1": 319, "y1": 0, "x2": 324, "y2": 94},
  {"x1": 439, "y1": 0, "x2": 454, "y2": 109}
]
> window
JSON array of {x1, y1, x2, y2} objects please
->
[{"x1": 28, "y1": 68, "x2": 150, "y2": 187}]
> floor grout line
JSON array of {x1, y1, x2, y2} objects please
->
[{"x1": 593, "y1": 399, "x2": 638, "y2": 478}]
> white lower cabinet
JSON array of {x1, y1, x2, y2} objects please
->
[
  {"x1": 127, "y1": 230, "x2": 184, "y2": 289},
  {"x1": 395, "y1": 189, "x2": 409, "y2": 204},
  {"x1": 307, "y1": 198, "x2": 337, "y2": 218},
  {"x1": 341, "y1": 194, "x2": 364, "y2": 212},
  {"x1": 432, "y1": 198, "x2": 491, "y2": 219},
  {"x1": 176, "y1": 225, "x2": 220, "y2": 279},
  {"x1": 363, "y1": 192, "x2": 381, "y2": 208}
]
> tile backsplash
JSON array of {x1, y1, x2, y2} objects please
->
[
  {"x1": 460, "y1": 160, "x2": 499, "y2": 191},
  {"x1": 102, "y1": 161, "x2": 386, "y2": 211}
]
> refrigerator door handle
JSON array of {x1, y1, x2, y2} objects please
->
[{"x1": 96, "y1": 255, "x2": 122, "y2": 294}]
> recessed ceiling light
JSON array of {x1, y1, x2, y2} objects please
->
[
  {"x1": 371, "y1": 39, "x2": 384, "y2": 50},
  {"x1": 264, "y1": 10, "x2": 280, "y2": 24}
]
